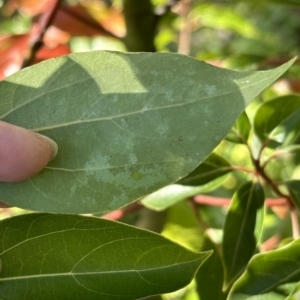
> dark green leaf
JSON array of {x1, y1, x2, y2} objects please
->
[
  {"x1": 225, "y1": 111, "x2": 251, "y2": 144},
  {"x1": 0, "y1": 52, "x2": 294, "y2": 214},
  {"x1": 228, "y1": 239, "x2": 300, "y2": 300},
  {"x1": 222, "y1": 182, "x2": 265, "y2": 289},
  {"x1": 254, "y1": 95, "x2": 300, "y2": 147},
  {"x1": 178, "y1": 152, "x2": 232, "y2": 186},
  {"x1": 0, "y1": 213, "x2": 210, "y2": 300},
  {"x1": 196, "y1": 231, "x2": 226, "y2": 300}
]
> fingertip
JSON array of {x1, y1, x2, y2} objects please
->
[
  {"x1": 35, "y1": 133, "x2": 58, "y2": 161},
  {"x1": 0, "y1": 121, "x2": 58, "y2": 182}
]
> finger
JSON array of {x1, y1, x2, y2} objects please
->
[{"x1": 0, "y1": 121, "x2": 58, "y2": 182}]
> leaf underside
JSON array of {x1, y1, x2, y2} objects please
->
[{"x1": 0, "y1": 51, "x2": 295, "y2": 213}]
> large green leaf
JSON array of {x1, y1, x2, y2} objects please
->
[
  {"x1": 254, "y1": 95, "x2": 300, "y2": 147},
  {"x1": 222, "y1": 182, "x2": 265, "y2": 289},
  {"x1": 0, "y1": 213, "x2": 210, "y2": 300},
  {"x1": 228, "y1": 239, "x2": 300, "y2": 300},
  {"x1": 0, "y1": 52, "x2": 294, "y2": 214}
]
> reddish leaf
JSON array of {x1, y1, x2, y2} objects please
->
[
  {"x1": 0, "y1": 34, "x2": 29, "y2": 79},
  {"x1": 4, "y1": 0, "x2": 54, "y2": 16},
  {"x1": 53, "y1": 5, "x2": 114, "y2": 37},
  {"x1": 34, "y1": 44, "x2": 71, "y2": 63}
]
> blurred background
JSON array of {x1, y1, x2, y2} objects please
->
[{"x1": 0, "y1": 1, "x2": 300, "y2": 299}]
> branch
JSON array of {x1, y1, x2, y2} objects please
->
[
  {"x1": 252, "y1": 157, "x2": 294, "y2": 207},
  {"x1": 123, "y1": 0, "x2": 156, "y2": 52},
  {"x1": 22, "y1": 0, "x2": 63, "y2": 68},
  {"x1": 102, "y1": 202, "x2": 142, "y2": 220}
]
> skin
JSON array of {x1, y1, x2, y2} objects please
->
[{"x1": 0, "y1": 121, "x2": 57, "y2": 182}]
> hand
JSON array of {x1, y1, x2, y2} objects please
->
[
  {"x1": 0, "y1": 121, "x2": 58, "y2": 208},
  {"x1": 0, "y1": 121, "x2": 57, "y2": 182}
]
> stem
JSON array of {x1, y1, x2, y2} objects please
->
[
  {"x1": 291, "y1": 209, "x2": 300, "y2": 238},
  {"x1": 193, "y1": 195, "x2": 290, "y2": 207},
  {"x1": 102, "y1": 202, "x2": 142, "y2": 220},
  {"x1": 231, "y1": 165, "x2": 256, "y2": 174},
  {"x1": 22, "y1": 0, "x2": 63, "y2": 68},
  {"x1": 253, "y1": 157, "x2": 294, "y2": 207},
  {"x1": 247, "y1": 138, "x2": 294, "y2": 207}
]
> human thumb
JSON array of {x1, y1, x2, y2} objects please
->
[{"x1": 0, "y1": 121, "x2": 58, "y2": 182}]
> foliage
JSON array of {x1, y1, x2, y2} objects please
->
[{"x1": 0, "y1": 0, "x2": 300, "y2": 299}]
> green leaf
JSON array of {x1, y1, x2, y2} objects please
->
[
  {"x1": 191, "y1": 4, "x2": 260, "y2": 39},
  {"x1": 255, "y1": 198, "x2": 266, "y2": 245},
  {"x1": 0, "y1": 52, "x2": 295, "y2": 214},
  {"x1": 228, "y1": 238, "x2": 300, "y2": 300},
  {"x1": 142, "y1": 153, "x2": 231, "y2": 211},
  {"x1": 141, "y1": 184, "x2": 209, "y2": 211},
  {"x1": 161, "y1": 201, "x2": 203, "y2": 251},
  {"x1": 254, "y1": 95, "x2": 300, "y2": 147},
  {"x1": 264, "y1": 145, "x2": 300, "y2": 183},
  {"x1": 222, "y1": 182, "x2": 265, "y2": 289},
  {"x1": 286, "y1": 282, "x2": 300, "y2": 300},
  {"x1": 178, "y1": 152, "x2": 232, "y2": 186},
  {"x1": 226, "y1": 111, "x2": 251, "y2": 144},
  {"x1": 196, "y1": 231, "x2": 226, "y2": 300},
  {"x1": 142, "y1": 152, "x2": 231, "y2": 211},
  {"x1": 286, "y1": 180, "x2": 300, "y2": 209},
  {"x1": 0, "y1": 213, "x2": 210, "y2": 300}
]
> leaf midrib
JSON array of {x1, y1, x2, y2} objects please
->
[
  {"x1": 1, "y1": 75, "x2": 271, "y2": 131},
  {"x1": 0, "y1": 258, "x2": 201, "y2": 282}
]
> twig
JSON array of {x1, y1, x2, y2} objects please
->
[
  {"x1": 290, "y1": 209, "x2": 300, "y2": 238},
  {"x1": 177, "y1": 0, "x2": 192, "y2": 55},
  {"x1": 246, "y1": 138, "x2": 294, "y2": 207},
  {"x1": 193, "y1": 195, "x2": 291, "y2": 207},
  {"x1": 102, "y1": 202, "x2": 142, "y2": 220},
  {"x1": 253, "y1": 157, "x2": 294, "y2": 207},
  {"x1": 231, "y1": 165, "x2": 256, "y2": 174}
]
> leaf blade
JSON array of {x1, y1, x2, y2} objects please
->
[
  {"x1": 253, "y1": 95, "x2": 300, "y2": 146},
  {"x1": 0, "y1": 52, "x2": 295, "y2": 213},
  {"x1": 228, "y1": 239, "x2": 300, "y2": 300},
  {"x1": 222, "y1": 182, "x2": 265, "y2": 289},
  {"x1": 0, "y1": 213, "x2": 211, "y2": 300}
]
